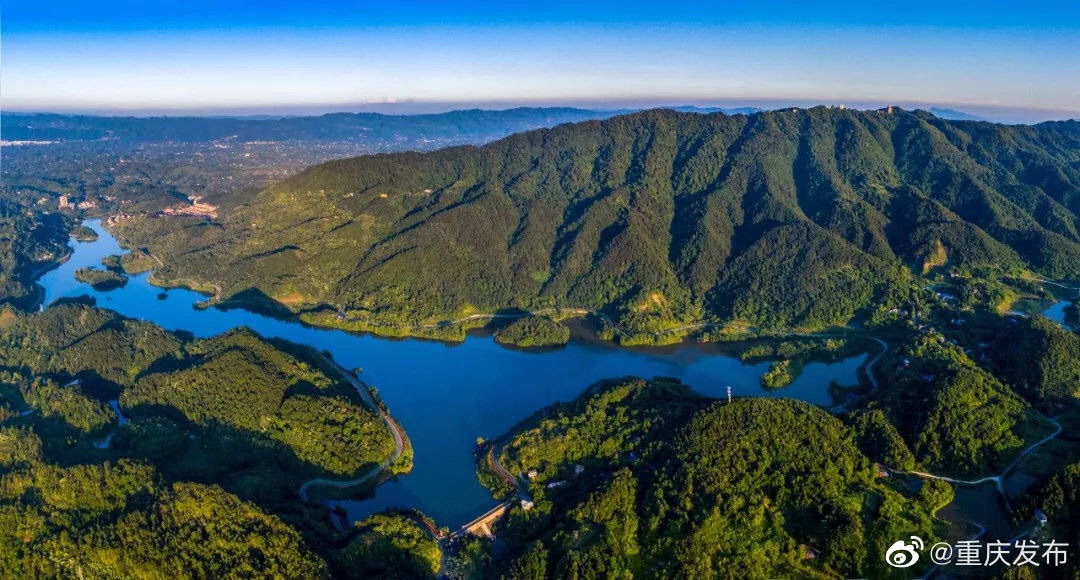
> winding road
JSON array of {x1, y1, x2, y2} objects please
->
[
  {"x1": 487, "y1": 445, "x2": 518, "y2": 489},
  {"x1": 298, "y1": 359, "x2": 408, "y2": 501},
  {"x1": 92, "y1": 400, "x2": 129, "y2": 449},
  {"x1": 865, "y1": 326, "x2": 1065, "y2": 503},
  {"x1": 901, "y1": 416, "x2": 1064, "y2": 503},
  {"x1": 860, "y1": 336, "x2": 887, "y2": 391},
  {"x1": 863, "y1": 337, "x2": 1066, "y2": 576},
  {"x1": 1029, "y1": 278, "x2": 1080, "y2": 298}
]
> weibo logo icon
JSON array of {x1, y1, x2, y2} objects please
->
[{"x1": 885, "y1": 536, "x2": 925, "y2": 568}]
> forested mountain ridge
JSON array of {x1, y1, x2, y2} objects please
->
[
  {"x1": 111, "y1": 107, "x2": 1080, "y2": 338},
  {"x1": 473, "y1": 378, "x2": 949, "y2": 578}
]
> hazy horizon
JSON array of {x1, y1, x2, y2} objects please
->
[
  {"x1": 4, "y1": 1, "x2": 1078, "y2": 124},
  {"x1": 2, "y1": 99, "x2": 1076, "y2": 125}
]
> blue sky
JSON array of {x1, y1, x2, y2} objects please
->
[{"x1": 3, "y1": 1, "x2": 1078, "y2": 120}]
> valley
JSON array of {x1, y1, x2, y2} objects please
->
[
  {"x1": 5, "y1": 1, "x2": 1080, "y2": 576},
  {"x1": 36, "y1": 220, "x2": 878, "y2": 526},
  {"x1": 3, "y1": 107, "x2": 1079, "y2": 578}
]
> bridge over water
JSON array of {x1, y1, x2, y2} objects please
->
[
  {"x1": 453, "y1": 500, "x2": 513, "y2": 539},
  {"x1": 443, "y1": 444, "x2": 526, "y2": 540}
]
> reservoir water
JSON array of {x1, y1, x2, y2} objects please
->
[
  {"x1": 1044, "y1": 299, "x2": 1073, "y2": 327},
  {"x1": 39, "y1": 220, "x2": 872, "y2": 527}
]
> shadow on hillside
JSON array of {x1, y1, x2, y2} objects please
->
[
  {"x1": 214, "y1": 287, "x2": 299, "y2": 321},
  {"x1": 113, "y1": 404, "x2": 379, "y2": 518}
]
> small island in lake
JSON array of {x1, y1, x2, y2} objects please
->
[
  {"x1": 74, "y1": 266, "x2": 128, "y2": 290},
  {"x1": 71, "y1": 225, "x2": 99, "y2": 242},
  {"x1": 760, "y1": 359, "x2": 797, "y2": 388}
]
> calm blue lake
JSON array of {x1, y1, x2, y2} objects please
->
[
  {"x1": 1044, "y1": 300, "x2": 1072, "y2": 327},
  {"x1": 39, "y1": 219, "x2": 870, "y2": 528}
]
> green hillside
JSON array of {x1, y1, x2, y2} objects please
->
[
  {"x1": 0, "y1": 446, "x2": 326, "y2": 578},
  {"x1": 0, "y1": 209, "x2": 70, "y2": 309},
  {"x1": 872, "y1": 330, "x2": 1050, "y2": 476},
  {"x1": 0, "y1": 303, "x2": 396, "y2": 477},
  {"x1": 991, "y1": 315, "x2": 1080, "y2": 408},
  {"x1": 0, "y1": 303, "x2": 405, "y2": 574},
  {"x1": 112, "y1": 108, "x2": 1080, "y2": 341},
  {"x1": 1022, "y1": 462, "x2": 1080, "y2": 578},
  {"x1": 476, "y1": 378, "x2": 947, "y2": 578}
]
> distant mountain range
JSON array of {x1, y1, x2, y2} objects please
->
[
  {"x1": 668, "y1": 105, "x2": 765, "y2": 115},
  {"x1": 112, "y1": 106, "x2": 1080, "y2": 340},
  {"x1": 0, "y1": 106, "x2": 990, "y2": 147},
  {"x1": 0, "y1": 108, "x2": 619, "y2": 144},
  {"x1": 0, "y1": 106, "x2": 770, "y2": 145},
  {"x1": 927, "y1": 107, "x2": 983, "y2": 121}
]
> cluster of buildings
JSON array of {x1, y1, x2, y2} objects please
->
[{"x1": 57, "y1": 195, "x2": 98, "y2": 211}]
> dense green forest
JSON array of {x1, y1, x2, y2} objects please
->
[
  {"x1": 0, "y1": 439, "x2": 327, "y2": 577},
  {"x1": 0, "y1": 303, "x2": 396, "y2": 477},
  {"x1": 335, "y1": 513, "x2": 442, "y2": 578},
  {"x1": 0, "y1": 303, "x2": 406, "y2": 574},
  {"x1": 1021, "y1": 462, "x2": 1080, "y2": 578},
  {"x1": 989, "y1": 315, "x2": 1080, "y2": 408},
  {"x1": 110, "y1": 108, "x2": 1080, "y2": 341},
  {"x1": 4, "y1": 107, "x2": 1079, "y2": 576},
  {"x1": 870, "y1": 330, "x2": 1051, "y2": 476},
  {"x1": 73, "y1": 266, "x2": 128, "y2": 290},
  {"x1": 0, "y1": 207, "x2": 70, "y2": 309},
  {"x1": 474, "y1": 378, "x2": 947, "y2": 578},
  {"x1": 492, "y1": 315, "x2": 570, "y2": 347}
]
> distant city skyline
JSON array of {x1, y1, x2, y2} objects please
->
[{"x1": 3, "y1": 1, "x2": 1078, "y2": 123}]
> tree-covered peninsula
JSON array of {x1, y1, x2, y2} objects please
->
[
  {"x1": 0, "y1": 302, "x2": 407, "y2": 574},
  {"x1": 0, "y1": 208, "x2": 70, "y2": 310},
  {"x1": 473, "y1": 378, "x2": 948, "y2": 578}
]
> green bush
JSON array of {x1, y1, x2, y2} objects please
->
[
  {"x1": 71, "y1": 225, "x2": 98, "y2": 242},
  {"x1": 761, "y1": 359, "x2": 796, "y2": 388},
  {"x1": 336, "y1": 513, "x2": 441, "y2": 578}
]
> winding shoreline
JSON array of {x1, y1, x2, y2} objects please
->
[{"x1": 298, "y1": 358, "x2": 409, "y2": 501}]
